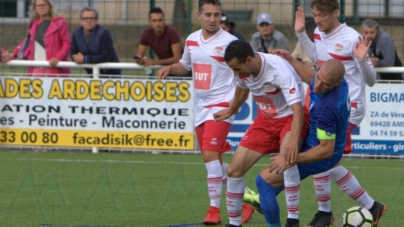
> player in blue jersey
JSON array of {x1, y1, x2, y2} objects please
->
[{"x1": 248, "y1": 58, "x2": 350, "y2": 227}]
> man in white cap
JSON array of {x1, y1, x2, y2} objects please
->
[{"x1": 250, "y1": 13, "x2": 290, "y2": 53}]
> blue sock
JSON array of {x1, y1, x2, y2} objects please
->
[
  {"x1": 256, "y1": 174, "x2": 284, "y2": 226},
  {"x1": 267, "y1": 223, "x2": 281, "y2": 227}
]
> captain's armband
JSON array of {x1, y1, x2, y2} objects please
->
[{"x1": 317, "y1": 128, "x2": 335, "y2": 140}]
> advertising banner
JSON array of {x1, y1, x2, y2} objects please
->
[
  {"x1": 0, "y1": 77, "x2": 194, "y2": 150},
  {"x1": 352, "y1": 83, "x2": 404, "y2": 154}
]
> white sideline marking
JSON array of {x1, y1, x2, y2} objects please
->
[
  {"x1": 2, "y1": 158, "x2": 202, "y2": 165},
  {"x1": 1, "y1": 158, "x2": 402, "y2": 170}
]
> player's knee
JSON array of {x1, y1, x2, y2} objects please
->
[
  {"x1": 256, "y1": 173, "x2": 284, "y2": 197},
  {"x1": 226, "y1": 164, "x2": 244, "y2": 178},
  {"x1": 202, "y1": 150, "x2": 219, "y2": 163}
]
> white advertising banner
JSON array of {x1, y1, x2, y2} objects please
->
[
  {"x1": 0, "y1": 77, "x2": 194, "y2": 150},
  {"x1": 352, "y1": 83, "x2": 404, "y2": 154}
]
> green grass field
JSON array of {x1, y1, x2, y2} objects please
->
[{"x1": 0, "y1": 150, "x2": 402, "y2": 227}]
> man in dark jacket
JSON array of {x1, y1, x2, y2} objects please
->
[
  {"x1": 71, "y1": 7, "x2": 121, "y2": 77},
  {"x1": 361, "y1": 18, "x2": 403, "y2": 80},
  {"x1": 220, "y1": 13, "x2": 246, "y2": 41}
]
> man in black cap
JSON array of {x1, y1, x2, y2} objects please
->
[{"x1": 220, "y1": 13, "x2": 246, "y2": 41}]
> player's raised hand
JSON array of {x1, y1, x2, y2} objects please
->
[
  {"x1": 157, "y1": 66, "x2": 170, "y2": 80},
  {"x1": 354, "y1": 36, "x2": 371, "y2": 60},
  {"x1": 295, "y1": 7, "x2": 306, "y2": 33},
  {"x1": 269, "y1": 49, "x2": 293, "y2": 62},
  {"x1": 213, "y1": 109, "x2": 233, "y2": 122}
]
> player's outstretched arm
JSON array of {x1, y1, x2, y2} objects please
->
[
  {"x1": 295, "y1": 8, "x2": 316, "y2": 63},
  {"x1": 296, "y1": 33, "x2": 317, "y2": 63},
  {"x1": 213, "y1": 86, "x2": 249, "y2": 122},
  {"x1": 270, "y1": 49, "x2": 316, "y2": 84},
  {"x1": 157, "y1": 63, "x2": 189, "y2": 80},
  {"x1": 295, "y1": 7, "x2": 306, "y2": 33},
  {"x1": 354, "y1": 36, "x2": 376, "y2": 87}
]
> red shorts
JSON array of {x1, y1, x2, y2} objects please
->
[
  {"x1": 195, "y1": 120, "x2": 232, "y2": 154},
  {"x1": 343, "y1": 123, "x2": 357, "y2": 154},
  {"x1": 239, "y1": 107, "x2": 310, "y2": 154}
]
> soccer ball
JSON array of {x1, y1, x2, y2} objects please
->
[{"x1": 341, "y1": 206, "x2": 373, "y2": 227}]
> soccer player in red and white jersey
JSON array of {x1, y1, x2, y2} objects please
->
[
  {"x1": 158, "y1": 0, "x2": 255, "y2": 225},
  {"x1": 294, "y1": 0, "x2": 386, "y2": 226},
  {"x1": 213, "y1": 40, "x2": 310, "y2": 227}
]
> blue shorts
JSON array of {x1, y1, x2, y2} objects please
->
[{"x1": 297, "y1": 156, "x2": 341, "y2": 180}]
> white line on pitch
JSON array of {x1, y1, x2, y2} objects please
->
[{"x1": 1, "y1": 158, "x2": 402, "y2": 170}]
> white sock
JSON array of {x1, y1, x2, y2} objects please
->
[
  {"x1": 284, "y1": 165, "x2": 300, "y2": 219},
  {"x1": 227, "y1": 176, "x2": 245, "y2": 225},
  {"x1": 313, "y1": 171, "x2": 331, "y2": 212},
  {"x1": 205, "y1": 160, "x2": 223, "y2": 208},
  {"x1": 330, "y1": 165, "x2": 374, "y2": 209},
  {"x1": 222, "y1": 162, "x2": 228, "y2": 186}
]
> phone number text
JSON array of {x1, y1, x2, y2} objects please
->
[{"x1": 369, "y1": 130, "x2": 404, "y2": 137}]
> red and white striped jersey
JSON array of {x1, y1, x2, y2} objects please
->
[
  {"x1": 237, "y1": 53, "x2": 304, "y2": 118},
  {"x1": 313, "y1": 23, "x2": 374, "y2": 125},
  {"x1": 180, "y1": 28, "x2": 238, "y2": 127}
]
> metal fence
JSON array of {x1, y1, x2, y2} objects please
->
[
  {"x1": 2, "y1": 59, "x2": 165, "y2": 78},
  {"x1": 0, "y1": 0, "x2": 403, "y2": 75}
]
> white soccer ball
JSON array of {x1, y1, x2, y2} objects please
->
[{"x1": 341, "y1": 206, "x2": 373, "y2": 227}]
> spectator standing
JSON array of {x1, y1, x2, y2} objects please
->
[
  {"x1": 71, "y1": 7, "x2": 121, "y2": 77},
  {"x1": 4, "y1": 0, "x2": 71, "y2": 76},
  {"x1": 220, "y1": 13, "x2": 246, "y2": 41},
  {"x1": 361, "y1": 18, "x2": 403, "y2": 80},
  {"x1": 135, "y1": 7, "x2": 183, "y2": 74},
  {"x1": 250, "y1": 13, "x2": 289, "y2": 53}
]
